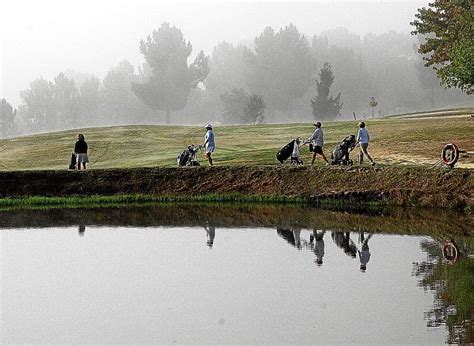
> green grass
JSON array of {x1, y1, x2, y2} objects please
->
[
  {"x1": 0, "y1": 193, "x2": 386, "y2": 210},
  {"x1": 0, "y1": 194, "x2": 309, "y2": 210},
  {"x1": 0, "y1": 112, "x2": 473, "y2": 171}
]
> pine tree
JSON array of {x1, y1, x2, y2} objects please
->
[
  {"x1": 132, "y1": 23, "x2": 210, "y2": 124},
  {"x1": 311, "y1": 63, "x2": 343, "y2": 120}
]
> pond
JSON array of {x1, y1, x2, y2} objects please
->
[{"x1": 1, "y1": 204, "x2": 472, "y2": 344}]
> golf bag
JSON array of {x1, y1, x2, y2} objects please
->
[
  {"x1": 68, "y1": 153, "x2": 76, "y2": 170},
  {"x1": 276, "y1": 139, "x2": 303, "y2": 165},
  {"x1": 330, "y1": 135, "x2": 356, "y2": 165},
  {"x1": 177, "y1": 145, "x2": 200, "y2": 166}
]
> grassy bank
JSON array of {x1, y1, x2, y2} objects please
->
[
  {"x1": 0, "y1": 113, "x2": 472, "y2": 170},
  {"x1": 0, "y1": 166, "x2": 471, "y2": 209}
]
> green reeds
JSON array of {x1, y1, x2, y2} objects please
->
[{"x1": 0, "y1": 194, "x2": 307, "y2": 210}]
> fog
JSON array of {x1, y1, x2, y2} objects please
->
[{"x1": 1, "y1": 0, "x2": 472, "y2": 136}]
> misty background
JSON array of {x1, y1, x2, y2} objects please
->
[{"x1": 1, "y1": 0, "x2": 472, "y2": 138}]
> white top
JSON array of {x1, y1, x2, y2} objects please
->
[
  {"x1": 357, "y1": 128, "x2": 370, "y2": 144},
  {"x1": 204, "y1": 130, "x2": 215, "y2": 148},
  {"x1": 309, "y1": 128, "x2": 324, "y2": 147}
]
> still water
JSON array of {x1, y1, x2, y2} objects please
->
[{"x1": 1, "y1": 205, "x2": 472, "y2": 344}]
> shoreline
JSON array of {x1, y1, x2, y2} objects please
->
[
  {"x1": 0, "y1": 203, "x2": 472, "y2": 237},
  {"x1": 0, "y1": 165, "x2": 472, "y2": 210}
]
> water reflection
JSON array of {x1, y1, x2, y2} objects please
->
[
  {"x1": 277, "y1": 226, "x2": 472, "y2": 342},
  {"x1": 78, "y1": 225, "x2": 86, "y2": 237},
  {"x1": 357, "y1": 233, "x2": 372, "y2": 272},
  {"x1": 0, "y1": 203, "x2": 472, "y2": 343},
  {"x1": 413, "y1": 236, "x2": 474, "y2": 344},
  {"x1": 309, "y1": 230, "x2": 325, "y2": 266},
  {"x1": 279, "y1": 229, "x2": 374, "y2": 272},
  {"x1": 204, "y1": 224, "x2": 215, "y2": 248},
  {"x1": 332, "y1": 231, "x2": 357, "y2": 258},
  {"x1": 276, "y1": 227, "x2": 302, "y2": 249}
]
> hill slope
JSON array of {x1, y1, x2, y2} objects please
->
[{"x1": 0, "y1": 115, "x2": 472, "y2": 170}]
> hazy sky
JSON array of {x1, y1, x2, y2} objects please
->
[{"x1": 1, "y1": 0, "x2": 427, "y2": 107}]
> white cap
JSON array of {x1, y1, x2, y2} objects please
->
[{"x1": 205, "y1": 123, "x2": 213, "y2": 129}]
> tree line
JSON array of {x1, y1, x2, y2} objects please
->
[{"x1": 1, "y1": 6, "x2": 472, "y2": 138}]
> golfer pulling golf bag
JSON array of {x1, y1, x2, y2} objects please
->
[{"x1": 330, "y1": 135, "x2": 356, "y2": 165}]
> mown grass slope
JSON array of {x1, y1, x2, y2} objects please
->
[{"x1": 0, "y1": 114, "x2": 472, "y2": 170}]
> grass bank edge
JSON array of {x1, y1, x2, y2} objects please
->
[
  {"x1": 0, "y1": 193, "x2": 388, "y2": 211},
  {"x1": 2, "y1": 194, "x2": 472, "y2": 212}
]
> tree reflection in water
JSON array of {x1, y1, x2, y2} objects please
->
[{"x1": 412, "y1": 237, "x2": 473, "y2": 344}]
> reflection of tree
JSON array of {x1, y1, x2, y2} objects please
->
[{"x1": 412, "y1": 238, "x2": 473, "y2": 344}]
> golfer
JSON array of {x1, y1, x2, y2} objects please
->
[
  {"x1": 74, "y1": 133, "x2": 89, "y2": 170},
  {"x1": 308, "y1": 121, "x2": 329, "y2": 165},
  {"x1": 356, "y1": 122, "x2": 376, "y2": 166},
  {"x1": 203, "y1": 123, "x2": 215, "y2": 166}
]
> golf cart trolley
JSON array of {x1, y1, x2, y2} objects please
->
[{"x1": 177, "y1": 144, "x2": 202, "y2": 167}]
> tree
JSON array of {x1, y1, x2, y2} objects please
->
[
  {"x1": 311, "y1": 63, "x2": 343, "y2": 120},
  {"x1": 220, "y1": 88, "x2": 249, "y2": 124},
  {"x1": 20, "y1": 78, "x2": 55, "y2": 131},
  {"x1": 132, "y1": 23, "x2": 210, "y2": 124},
  {"x1": 0, "y1": 99, "x2": 17, "y2": 138},
  {"x1": 245, "y1": 94, "x2": 266, "y2": 124},
  {"x1": 206, "y1": 42, "x2": 254, "y2": 95},
  {"x1": 250, "y1": 24, "x2": 316, "y2": 120},
  {"x1": 52, "y1": 73, "x2": 80, "y2": 128},
  {"x1": 102, "y1": 60, "x2": 149, "y2": 124},
  {"x1": 411, "y1": 0, "x2": 474, "y2": 94},
  {"x1": 19, "y1": 74, "x2": 82, "y2": 131},
  {"x1": 220, "y1": 88, "x2": 265, "y2": 124},
  {"x1": 78, "y1": 76, "x2": 100, "y2": 126}
]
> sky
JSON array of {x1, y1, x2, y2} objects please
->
[{"x1": 0, "y1": 0, "x2": 427, "y2": 107}]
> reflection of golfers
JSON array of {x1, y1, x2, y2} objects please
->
[
  {"x1": 358, "y1": 233, "x2": 373, "y2": 272},
  {"x1": 78, "y1": 225, "x2": 86, "y2": 237},
  {"x1": 310, "y1": 230, "x2": 325, "y2": 266},
  {"x1": 293, "y1": 227, "x2": 302, "y2": 249},
  {"x1": 332, "y1": 231, "x2": 357, "y2": 258},
  {"x1": 204, "y1": 225, "x2": 215, "y2": 248},
  {"x1": 203, "y1": 123, "x2": 215, "y2": 166}
]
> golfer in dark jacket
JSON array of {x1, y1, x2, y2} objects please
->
[{"x1": 74, "y1": 134, "x2": 89, "y2": 170}]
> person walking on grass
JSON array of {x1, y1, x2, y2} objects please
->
[
  {"x1": 356, "y1": 122, "x2": 376, "y2": 166},
  {"x1": 203, "y1": 123, "x2": 215, "y2": 166},
  {"x1": 74, "y1": 133, "x2": 89, "y2": 170},
  {"x1": 308, "y1": 121, "x2": 329, "y2": 165}
]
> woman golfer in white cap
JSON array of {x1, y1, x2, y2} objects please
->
[{"x1": 203, "y1": 123, "x2": 215, "y2": 166}]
